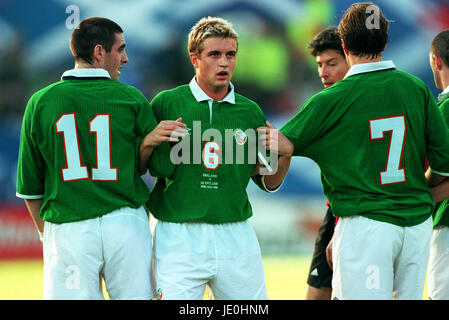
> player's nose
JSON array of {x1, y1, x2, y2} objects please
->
[
  {"x1": 219, "y1": 55, "x2": 229, "y2": 67},
  {"x1": 320, "y1": 66, "x2": 329, "y2": 78},
  {"x1": 122, "y1": 51, "x2": 129, "y2": 64}
]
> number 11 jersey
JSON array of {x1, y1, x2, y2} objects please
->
[{"x1": 16, "y1": 69, "x2": 157, "y2": 223}]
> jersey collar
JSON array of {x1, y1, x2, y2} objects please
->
[
  {"x1": 344, "y1": 60, "x2": 396, "y2": 79},
  {"x1": 61, "y1": 68, "x2": 111, "y2": 80},
  {"x1": 441, "y1": 85, "x2": 449, "y2": 95},
  {"x1": 189, "y1": 77, "x2": 235, "y2": 104}
]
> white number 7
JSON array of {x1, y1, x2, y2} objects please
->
[{"x1": 369, "y1": 115, "x2": 406, "y2": 185}]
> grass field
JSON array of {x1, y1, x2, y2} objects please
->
[
  {"x1": 0, "y1": 255, "x2": 311, "y2": 300},
  {"x1": 0, "y1": 255, "x2": 429, "y2": 300}
]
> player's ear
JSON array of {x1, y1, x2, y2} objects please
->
[
  {"x1": 189, "y1": 52, "x2": 199, "y2": 69},
  {"x1": 341, "y1": 39, "x2": 349, "y2": 56},
  {"x1": 434, "y1": 54, "x2": 443, "y2": 71},
  {"x1": 92, "y1": 44, "x2": 104, "y2": 64}
]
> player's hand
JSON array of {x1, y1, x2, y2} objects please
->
[
  {"x1": 142, "y1": 118, "x2": 188, "y2": 148},
  {"x1": 257, "y1": 121, "x2": 294, "y2": 158},
  {"x1": 326, "y1": 235, "x2": 333, "y2": 270}
]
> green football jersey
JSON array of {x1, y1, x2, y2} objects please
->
[
  {"x1": 432, "y1": 91, "x2": 449, "y2": 228},
  {"x1": 146, "y1": 78, "x2": 271, "y2": 223},
  {"x1": 281, "y1": 61, "x2": 449, "y2": 227},
  {"x1": 16, "y1": 69, "x2": 157, "y2": 223}
]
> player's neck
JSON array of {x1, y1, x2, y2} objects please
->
[
  {"x1": 346, "y1": 54, "x2": 382, "y2": 68},
  {"x1": 74, "y1": 59, "x2": 101, "y2": 70},
  {"x1": 440, "y1": 68, "x2": 449, "y2": 92}
]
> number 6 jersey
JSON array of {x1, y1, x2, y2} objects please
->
[
  {"x1": 280, "y1": 61, "x2": 449, "y2": 227},
  {"x1": 16, "y1": 69, "x2": 158, "y2": 223},
  {"x1": 146, "y1": 77, "x2": 272, "y2": 224}
]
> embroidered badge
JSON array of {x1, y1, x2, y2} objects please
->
[{"x1": 234, "y1": 129, "x2": 247, "y2": 145}]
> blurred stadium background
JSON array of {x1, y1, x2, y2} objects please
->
[{"x1": 0, "y1": 0, "x2": 447, "y2": 299}]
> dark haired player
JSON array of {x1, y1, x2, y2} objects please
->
[
  {"x1": 16, "y1": 17, "x2": 186, "y2": 299},
  {"x1": 259, "y1": 3, "x2": 449, "y2": 299},
  {"x1": 427, "y1": 29, "x2": 449, "y2": 300},
  {"x1": 305, "y1": 26, "x2": 348, "y2": 300}
]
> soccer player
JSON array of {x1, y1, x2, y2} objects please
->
[
  {"x1": 427, "y1": 29, "x2": 449, "y2": 300},
  {"x1": 140, "y1": 16, "x2": 273, "y2": 300},
  {"x1": 305, "y1": 27, "x2": 349, "y2": 300},
  {"x1": 16, "y1": 17, "x2": 186, "y2": 300},
  {"x1": 259, "y1": 3, "x2": 449, "y2": 299}
]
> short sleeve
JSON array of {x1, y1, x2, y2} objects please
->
[
  {"x1": 428, "y1": 93, "x2": 449, "y2": 176},
  {"x1": 280, "y1": 93, "x2": 339, "y2": 158},
  {"x1": 16, "y1": 98, "x2": 45, "y2": 199},
  {"x1": 146, "y1": 92, "x2": 176, "y2": 178}
]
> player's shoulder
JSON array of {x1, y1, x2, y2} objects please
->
[
  {"x1": 150, "y1": 84, "x2": 192, "y2": 109},
  {"x1": 26, "y1": 81, "x2": 66, "y2": 111},
  {"x1": 29, "y1": 81, "x2": 64, "y2": 101},
  {"x1": 153, "y1": 84, "x2": 191, "y2": 99},
  {"x1": 234, "y1": 92, "x2": 266, "y2": 125},
  {"x1": 107, "y1": 81, "x2": 148, "y2": 101},
  {"x1": 439, "y1": 98, "x2": 449, "y2": 110},
  {"x1": 234, "y1": 92, "x2": 264, "y2": 113},
  {"x1": 307, "y1": 80, "x2": 347, "y2": 105},
  {"x1": 391, "y1": 69, "x2": 429, "y2": 89},
  {"x1": 234, "y1": 92, "x2": 266, "y2": 118}
]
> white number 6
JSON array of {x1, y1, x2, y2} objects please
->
[{"x1": 202, "y1": 141, "x2": 220, "y2": 170}]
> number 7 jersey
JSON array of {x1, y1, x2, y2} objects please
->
[
  {"x1": 280, "y1": 63, "x2": 449, "y2": 227},
  {"x1": 16, "y1": 69, "x2": 157, "y2": 223}
]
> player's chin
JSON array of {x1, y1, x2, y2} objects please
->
[{"x1": 215, "y1": 77, "x2": 231, "y2": 87}]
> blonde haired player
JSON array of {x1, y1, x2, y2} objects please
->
[{"x1": 140, "y1": 16, "x2": 276, "y2": 300}]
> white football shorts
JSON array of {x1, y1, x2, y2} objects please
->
[
  {"x1": 152, "y1": 219, "x2": 267, "y2": 300},
  {"x1": 332, "y1": 215, "x2": 432, "y2": 300},
  {"x1": 427, "y1": 226, "x2": 449, "y2": 300},
  {"x1": 43, "y1": 206, "x2": 153, "y2": 300}
]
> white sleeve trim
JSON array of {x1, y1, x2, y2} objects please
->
[
  {"x1": 16, "y1": 192, "x2": 44, "y2": 199},
  {"x1": 429, "y1": 167, "x2": 449, "y2": 177},
  {"x1": 261, "y1": 175, "x2": 283, "y2": 193}
]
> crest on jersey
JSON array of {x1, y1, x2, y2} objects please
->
[{"x1": 234, "y1": 129, "x2": 247, "y2": 145}]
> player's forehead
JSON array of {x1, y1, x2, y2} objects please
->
[
  {"x1": 201, "y1": 37, "x2": 237, "y2": 53},
  {"x1": 316, "y1": 49, "x2": 344, "y2": 63}
]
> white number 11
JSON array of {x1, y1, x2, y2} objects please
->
[
  {"x1": 55, "y1": 113, "x2": 117, "y2": 182},
  {"x1": 369, "y1": 115, "x2": 406, "y2": 185}
]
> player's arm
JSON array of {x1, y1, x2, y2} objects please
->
[
  {"x1": 16, "y1": 97, "x2": 46, "y2": 240},
  {"x1": 326, "y1": 234, "x2": 334, "y2": 270},
  {"x1": 424, "y1": 93, "x2": 449, "y2": 201},
  {"x1": 139, "y1": 118, "x2": 187, "y2": 173},
  {"x1": 257, "y1": 121, "x2": 294, "y2": 190},
  {"x1": 24, "y1": 199, "x2": 44, "y2": 240},
  {"x1": 426, "y1": 168, "x2": 449, "y2": 202}
]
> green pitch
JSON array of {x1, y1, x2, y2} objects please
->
[
  {"x1": 0, "y1": 255, "x2": 429, "y2": 299},
  {"x1": 0, "y1": 255, "x2": 311, "y2": 300}
]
